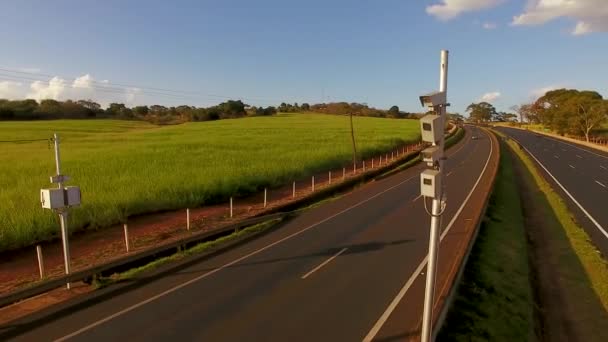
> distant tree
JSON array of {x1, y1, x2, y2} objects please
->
[
  {"x1": 301, "y1": 103, "x2": 310, "y2": 111},
  {"x1": 77, "y1": 100, "x2": 102, "y2": 117},
  {"x1": 36, "y1": 99, "x2": 63, "y2": 118},
  {"x1": 264, "y1": 106, "x2": 277, "y2": 115},
  {"x1": 106, "y1": 103, "x2": 133, "y2": 118},
  {"x1": 132, "y1": 106, "x2": 149, "y2": 117},
  {"x1": 534, "y1": 88, "x2": 606, "y2": 139},
  {"x1": 466, "y1": 102, "x2": 496, "y2": 122},
  {"x1": 216, "y1": 100, "x2": 246, "y2": 118},
  {"x1": 388, "y1": 105, "x2": 400, "y2": 118}
]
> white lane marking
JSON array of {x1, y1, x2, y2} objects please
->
[
  {"x1": 544, "y1": 136, "x2": 608, "y2": 160},
  {"x1": 509, "y1": 136, "x2": 608, "y2": 240},
  {"x1": 56, "y1": 130, "x2": 476, "y2": 341},
  {"x1": 446, "y1": 171, "x2": 454, "y2": 177},
  {"x1": 56, "y1": 129, "x2": 477, "y2": 342},
  {"x1": 363, "y1": 129, "x2": 494, "y2": 342},
  {"x1": 301, "y1": 248, "x2": 348, "y2": 279},
  {"x1": 55, "y1": 176, "x2": 420, "y2": 341},
  {"x1": 412, "y1": 194, "x2": 422, "y2": 202},
  {"x1": 601, "y1": 166, "x2": 607, "y2": 171},
  {"x1": 596, "y1": 180, "x2": 607, "y2": 188},
  {"x1": 569, "y1": 165, "x2": 575, "y2": 169},
  {"x1": 554, "y1": 155, "x2": 559, "y2": 159},
  {"x1": 576, "y1": 154, "x2": 582, "y2": 159},
  {"x1": 562, "y1": 149, "x2": 567, "y2": 152}
]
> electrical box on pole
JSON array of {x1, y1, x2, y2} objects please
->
[
  {"x1": 420, "y1": 115, "x2": 443, "y2": 144},
  {"x1": 420, "y1": 170, "x2": 442, "y2": 199},
  {"x1": 39, "y1": 133, "x2": 80, "y2": 289}
]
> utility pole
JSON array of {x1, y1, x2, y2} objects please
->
[
  {"x1": 41, "y1": 133, "x2": 81, "y2": 290},
  {"x1": 54, "y1": 134, "x2": 72, "y2": 289},
  {"x1": 349, "y1": 112, "x2": 358, "y2": 168},
  {"x1": 419, "y1": 50, "x2": 449, "y2": 342}
]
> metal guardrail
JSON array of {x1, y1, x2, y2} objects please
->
[{"x1": 0, "y1": 212, "x2": 287, "y2": 309}]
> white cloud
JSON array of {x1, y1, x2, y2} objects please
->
[
  {"x1": 483, "y1": 22, "x2": 498, "y2": 29},
  {"x1": 427, "y1": 0, "x2": 504, "y2": 20},
  {"x1": 512, "y1": 0, "x2": 608, "y2": 35},
  {"x1": 0, "y1": 73, "x2": 136, "y2": 107},
  {"x1": 72, "y1": 74, "x2": 94, "y2": 89},
  {"x1": 125, "y1": 87, "x2": 142, "y2": 105},
  {"x1": 479, "y1": 91, "x2": 501, "y2": 102},
  {"x1": 0, "y1": 81, "x2": 24, "y2": 99},
  {"x1": 27, "y1": 77, "x2": 67, "y2": 101}
]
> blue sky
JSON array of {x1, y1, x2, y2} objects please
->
[{"x1": 0, "y1": 0, "x2": 606, "y2": 114}]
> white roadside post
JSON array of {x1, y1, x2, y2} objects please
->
[
  {"x1": 264, "y1": 188, "x2": 267, "y2": 208},
  {"x1": 123, "y1": 223, "x2": 130, "y2": 252},
  {"x1": 329, "y1": 171, "x2": 332, "y2": 185},
  {"x1": 230, "y1": 197, "x2": 233, "y2": 218},
  {"x1": 186, "y1": 208, "x2": 190, "y2": 230},
  {"x1": 292, "y1": 181, "x2": 296, "y2": 198},
  {"x1": 420, "y1": 49, "x2": 449, "y2": 342},
  {"x1": 40, "y1": 133, "x2": 81, "y2": 290},
  {"x1": 36, "y1": 245, "x2": 45, "y2": 279}
]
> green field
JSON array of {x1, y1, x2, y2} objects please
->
[{"x1": 0, "y1": 114, "x2": 420, "y2": 251}]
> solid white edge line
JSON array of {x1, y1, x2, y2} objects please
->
[
  {"x1": 56, "y1": 130, "x2": 472, "y2": 342},
  {"x1": 569, "y1": 165, "x2": 575, "y2": 169},
  {"x1": 510, "y1": 136, "x2": 608, "y2": 240},
  {"x1": 301, "y1": 247, "x2": 348, "y2": 279},
  {"x1": 55, "y1": 159, "x2": 433, "y2": 341},
  {"x1": 596, "y1": 180, "x2": 606, "y2": 188},
  {"x1": 601, "y1": 165, "x2": 607, "y2": 170},
  {"x1": 362, "y1": 128, "x2": 494, "y2": 342}
]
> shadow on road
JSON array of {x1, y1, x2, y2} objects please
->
[{"x1": 175, "y1": 239, "x2": 415, "y2": 275}]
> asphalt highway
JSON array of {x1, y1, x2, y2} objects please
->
[
  {"x1": 2, "y1": 126, "x2": 495, "y2": 342},
  {"x1": 496, "y1": 127, "x2": 608, "y2": 257}
]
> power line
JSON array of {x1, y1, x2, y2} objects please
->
[
  {"x1": 0, "y1": 138, "x2": 53, "y2": 144},
  {"x1": 0, "y1": 67, "x2": 291, "y2": 104}
]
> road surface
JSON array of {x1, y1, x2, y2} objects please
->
[
  {"x1": 1, "y1": 126, "x2": 497, "y2": 342},
  {"x1": 496, "y1": 126, "x2": 608, "y2": 257}
]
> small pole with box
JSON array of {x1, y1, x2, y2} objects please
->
[{"x1": 40, "y1": 133, "x2": 81, "y2": 289}]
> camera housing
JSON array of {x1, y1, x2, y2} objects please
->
[
  {"x1": 419, "y1": 91, "x2": 446, "y2": 109},
  {"x1": 420, "y1": 114, "x2": 443, "y2": 144}
]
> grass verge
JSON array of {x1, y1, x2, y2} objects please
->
[
  {"x1": 503, "y1": 134, "x2": 608, "y2": 311},
  {"x1": 94, "y1": 218, "x2": 283, "y2": 288},
  {"x1": 438, "y1": 138, "x2": 534, "y2": 341}
]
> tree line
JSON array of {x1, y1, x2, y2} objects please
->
[
  {"x1": 0, "y1": 99, "x2": 415, "y2": 124},
  {"x1": 466, "y1": 88, "x2": 608, "y2": 142},
  {"x1": 0, "y1": 99, "x2": 275, "y2": 124}
]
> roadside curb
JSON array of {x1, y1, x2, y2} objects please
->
[{"x1": 433, "y1": 126, "x2": 501, "y2": 337}]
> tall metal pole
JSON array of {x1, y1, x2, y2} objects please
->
[
  {"x1": 421, "y1": 50, "x2": 448, "y2": 342},
  {"x1": 54, "y1": 133, "x2": 72, "y2": 289}
]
